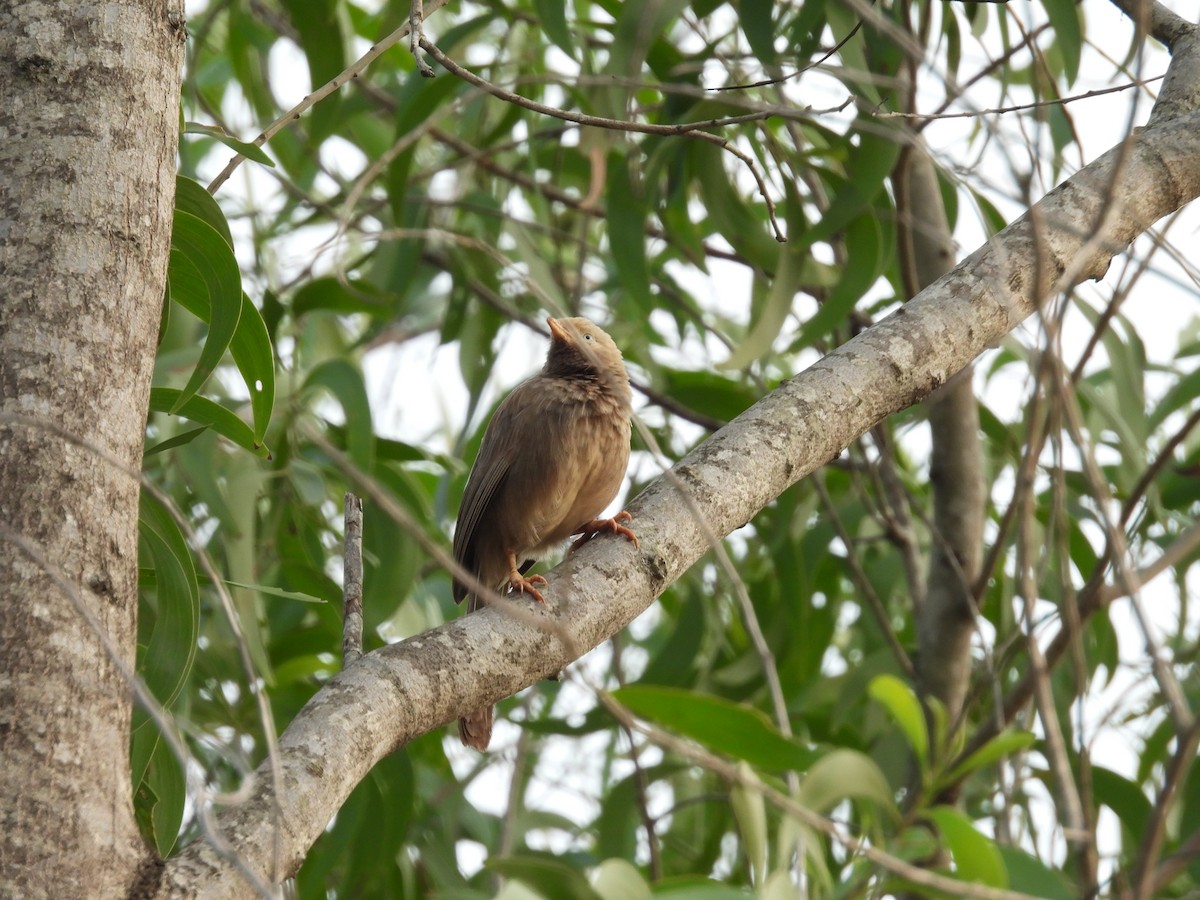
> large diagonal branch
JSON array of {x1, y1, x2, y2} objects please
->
[{"x1": 159, "y1": 111, "x2": 1200, "y2": 899}]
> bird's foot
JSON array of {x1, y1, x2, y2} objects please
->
[
  {"x1": 569, "y1": 511, "x2": 639, "y2": 553},
  {"x1": 507, "y1": 558, "x2": 548, "y2": 604}
]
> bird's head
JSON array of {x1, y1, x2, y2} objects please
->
[{"x1": 543, "y1": 317, "x2": 628, "y2": 389}]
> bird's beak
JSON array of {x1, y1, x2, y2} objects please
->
[{"x1": 547, "y1": 317, "x2": 571, "y2": 344}]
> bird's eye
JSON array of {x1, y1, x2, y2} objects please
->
[{"x1": 584, "y1": 333, "x2": 594, "y2": 341}]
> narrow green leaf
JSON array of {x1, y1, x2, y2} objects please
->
[
  {"x1": 174, "y1": 175, "x2": 233, "y2": 245},
  {"x1": 145, "y1": 425, "x2": 209, "y2": 456},
  {"x1": 303, "y1": 359, "x2": 374, "y2": 472},
  {"x1": 279, "y1": 0, "x2": 344, "y2": 139},
  {"x1": 694, "y1": 143, "x2": 780, "y2": 270},
  {"x1": 291, "y1": 276, "x2": 387, "y2": 318},
  {"x1": 941, "y1": 728, "x2": 1035, "y2": 787},
  {"x1": 730, "y1": 762, "x2": 769, "y2": 886},
  {"x1": 488, "y1": 855, "x2": 603, "y2": 900},
  {"x1": 533, "y1": 0, "x2": 576, "y2": 56},
  {"x1": 229, "y1": 293, "x2": 275, "y2": 443},
  {"x1": 137, "y1": 491, "x2": 199, "y2": 715},
  {"x1": 740, "y1": 0, "x2": 778, "y2": 65},
  {"x1": 719, "y1": 242, "x2": 806, "y2": 370},
  {"x1": 925, "y1": 806, "x2": 1007, "y2": 887},
  {"x1": 795, "y1": 212, "x2": 886, "y2": 347},
  {"x1": 219, "y1": 579, "x2": 324, "y2": 604},
  {"x1": 183, "y1": 123, "x2": 276, "y2": 167},
  {"x1": 797, "y1": 749, "x2": 897, "y2": 817},
  {"x1": 808, "y1": 127, "x2": 900, "y2": 247},
  {"x1": 1043, "y1": 0, "x2": 1082, "y2": 85},
  {"x1": 149, "y1": 387, "x2": 271, "y2": 458},
  {"x1": 168, "y1": 210, "x2": 244, "y2": 410},
  {"x1": 611, "y1": 685, "x2": 816, "y2": 771},
  {"x1": 607, "y1": 151, "x2": 653, "y2": 312},
  {"x1": 145, "y1": 734, "x2": 186, "y2": 856},
  {"x1": 868, "y1": 674, "x2": 929, "y2": 765},
  {"x1": 1093, "y1": 766, "x2": 1152, "y2": 841},
  {"x1": 997, "y1": 847, "x2": 1076, "y2": 900}
]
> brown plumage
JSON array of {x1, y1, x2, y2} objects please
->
[{"x1": 452, "y1": 317, "x2": 638, "y2": 750}]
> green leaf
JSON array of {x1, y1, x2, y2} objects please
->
[
  {"x1": 174, "y1": 175, "x2": 233, "y2": 245},
  {"x1": 797, "y1": 749, "x2": 897, "y2": 816},
  {"x1": 868, "y1": 674, "x2": 929, "y2": 766},
  {"x1": 183, "y1": 122, "x2": 276, "y2": 168},
  {"x1": 229, "y1": 293, "x2": 275, "y2": 443},
  {"x1": 533, "y1": 0, "x2": 576, "y2": 57},
  {"x1": 149, "y1": 387, "x2": 271, "y2": 458},
  {"x1": 925, "y1": 806, "x2": 1007, "y2": 887},
  {"x1": 610, "y1": 685, "x2": 816, "y2": 771},
  {"x1": 720, "y1": 242, "x2": 806, "y2": 370},
  {"x1": 997, "y1": 847, "x2": 1076, "y2": 900},
  {"x1": 941, "y1": 728, "x2": 1036, "y2": 787},
  {"x1": 168, "y1": 209, "x2": 244, "y2": 410},
  {"x1": 730, "y1": 762, "x2": 769, "y2": 886},
  {"x1": 740, "y1": 0, "x2": 778, "y2": 65},
  {"x1": 137, "y1": 491, "x2": 199, "y2": 717},
  {"x1": 807, "y1": 126, "x2": 900, "y2": 247},
  {"x1": 590, "y1": 859, "x2": 651, "y2": 900},
  {"x1": 607, "y1": 151, "x2": 652, "y2": 312},
  {"x1": 291, "y1": 276, "x2": 387, "y2": 318},
  {"x1": 145, "y1": 425, "x2": 209, "y2": 456},
  {"x1": 144, "y1": 733, "x2": 186, "y2": 856},
  {"x1": 303, "y1": 359, "x2": 374, "y2": 472},
  {"x1": 1043, "y1": 0, "x2": 1082, "y2": 85},
  {"x1": 488, "y1": 855, "x2": 603, "y2": 900},
  {"x1": 279, "y1": 0, "x2": 344, "y2": 139},
  {"x1": 218, "y1": 579, "x2": 325, "y2": 604},
  {"x1": 132, "y1": 728, "x2": 186, "y2": 858},
  {"x1": 795, "y1": 212, "x2": 886, "y2": 347},
  {"x1": 1093, "y1": 766, "x2": 1151, "y2": 843}
]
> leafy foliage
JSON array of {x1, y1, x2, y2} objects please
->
[{"x1": 132, "y1": 0, "x2": 1200, "y2": 896}]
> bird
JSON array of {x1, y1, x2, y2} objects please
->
[{"x1": 452, "y1": 316, "x2": 639, "y2": 750}]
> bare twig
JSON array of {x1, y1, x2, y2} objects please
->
[
  {"x1": 409, "y1": 0, "x2": 435, "y2": 77},
  {"x1": 418, "y1": 38, "x2": 787, "y2": 242},
  {"x1": 207, "y1": 0, "x2": 451, "y2": 193},
  {"x1": 879, "y1": 76, "x2": 1166, "y2": 122},
  {"x1": 342, "y1": 494, "x2": 364, "y2": 666},
  {"x1": 1131, "y1": 720, "x2": 1200, "y2": 899}
]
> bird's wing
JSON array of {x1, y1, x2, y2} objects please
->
[{"x1": 452, "y1": 382, "x2": 540, "y2": 601}]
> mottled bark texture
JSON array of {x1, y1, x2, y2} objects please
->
[
  {"x1": 160, "y1": 108, "x2": 1200, "y2": 898},
  {"x1": 0, "y1": 2, "x2": 184, "y2": 898}
]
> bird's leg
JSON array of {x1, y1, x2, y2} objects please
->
[
  {"x1": 568, "y1": 510, "x2": 639, "y2": 553},
  {"x1": 507, "y1": 550, "x2": 547, "y2": 603}
]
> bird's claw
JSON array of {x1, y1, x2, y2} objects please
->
[
  {"x1": 509, "y1": 571, "x2": 548, "y2": 604},
  {"x1": 569, "y1": 511, "x2": 639, "y2": 554}
]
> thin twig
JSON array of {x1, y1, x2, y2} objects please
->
[
  {"x1": 207, "y1": 0, "x2": 451, "y2": 193},
  {"x1": 1131, "y1": 720, "x2": 1200, "y2": 899},
  {"x1": 342, "y1": 493, "x2": 364, "y2": 666},
  {"x1": 408, "y1": 0, "x2": 435, "y2": 77},
  {"x1": 879, "y1": 76, "x2": 1165, "y2": 122},
  {"x1": 418, "y1": 38, "x2": 787, "y2": 242}
]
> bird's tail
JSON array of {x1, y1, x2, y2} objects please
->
[{"x1": 459, "y1": 706, "x2": 493, "y2": 750}]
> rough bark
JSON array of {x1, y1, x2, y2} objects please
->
[
  {"x1": 0, "y1": 2, "x2": 184, "y2": 898},
  {"x1": 158, "y1": 108, "x2": 1200, "y2": 898}
]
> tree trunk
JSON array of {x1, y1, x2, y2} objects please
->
[{"x1": 0, "y1": 2, "x2": 184, "y2": 897}]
